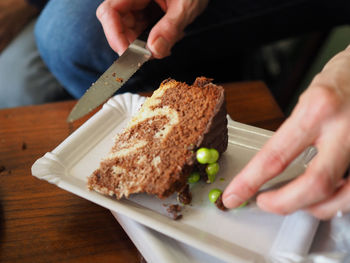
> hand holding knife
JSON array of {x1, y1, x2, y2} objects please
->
[
  {"x1": 67, "y1": 0, "x2": 209, "y2": 122},
  {"x1": 67, "y1": 2, "x2": 162, "y2": 122}
]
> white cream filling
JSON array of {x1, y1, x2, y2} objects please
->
[{"x1": 107, "y1": 139, "x2": 147, "y2": 159}]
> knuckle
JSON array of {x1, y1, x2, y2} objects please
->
[
  {"x1": 160, "y1": 18, "x2": 174, "y2": 32},
  {"x1": 297, "y1": 117, "x2": 312, "y2": 136},
  {"x1": 164, "y1": 4, "x2": 187, "y2": 31},
  {"x1": 170, "y1": 14, "x2": 185, "y2": 29},
  {"x1": 297, "y1": 83, "x2": 340, "y2": 130},
  {"x1": 181, "y1": 0, "x2": 206, "y2": 23},
  {"x1": 178, "y1": 0, "x2": 193, "y2": 14},
  {"x1": 311, "y1": 171, "x2": 335, "y2": 199},
  {"x1": 261, "y1": 149, "x2": 288, "y2": 176},
  {"x1": 237, "y1": 177, "x2": 259, "y2": 198},
  {"x1": 96, "y1": 2, "x2": 108, "y2": 20},
  {"x1": 311, "y1": 77, "x2": 341, "y2": 113},
  {"x1": 160, "y1": 18, "x2": 183, "y2": 40},
  {"x1": 318, "y1": 86, "x2": 340, "y2": 113}
]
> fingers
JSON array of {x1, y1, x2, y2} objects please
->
[
  {"x1": 97, "y1": 0, "x2": 209, "y2": 58},
  {"x1": 223, "y1": 47, "x2": 350, "y2": 218},
  {"x1": 256, "y1": 129, "x2": 350, "y2": 215},
  {"x1": 147, "y1": 0, "x2": 209, "y2": 58},
  {"x1": 306, "y1": 179, "x2": 350, "y2": 220},
  {"x1": 97, "y1": 0, "x2": 149, "y2": 54},
  {"x1": 97, "y1": 2, "x2": 129, "y2": 54},
  {"x1": 222, "y1": 106, "x2": 318, "y2": 209},
  {"x1": 223, "y1": 81, "x2": 349, "y2": 210},
  {"x1": 102, "y1": 0, "x2": 149, "y2": 13},
  {"x1": 147, "y1": 1, "x2": 186, "y2": 58}
]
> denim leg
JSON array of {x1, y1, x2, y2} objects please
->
[
  {"x1": 35, "y1": 0, "x2": 116, "y2": 98},
  {"x1": 0, "y1": 19, "x2": 68, "y2": 108}
]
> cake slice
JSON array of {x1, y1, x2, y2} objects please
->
[{"x1": 88, "y1": 77, "x2": 228, "y2": 199}]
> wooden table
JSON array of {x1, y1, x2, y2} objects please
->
[{"x1": 0, "y1": 81, "x2": 284, "y2": 262}]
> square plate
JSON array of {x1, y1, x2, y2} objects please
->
[{"x1": 32, "y1": 93, "x2": 319, "y2": 262}]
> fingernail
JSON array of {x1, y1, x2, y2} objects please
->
[
  {"x1": 150, "y1": 36, "x2": 170, "y2": 57},
  {"x1": 223, "y1": 194, "x2": 245, "y2": 209}
]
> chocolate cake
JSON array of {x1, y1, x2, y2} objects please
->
[{"x1": 88, "y1": 77, "x2": 228, "y2": 200}]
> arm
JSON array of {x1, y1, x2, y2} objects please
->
[
  {"x1": 223, "y1": 45, "x2": 350, "y2": 220},
  {"x1": 96, "y1": 0, "x2": 209, "y2": 58}
]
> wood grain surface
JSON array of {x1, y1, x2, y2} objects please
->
[{"x1": 0, "y1": 81, "x2": 284, "y2": 262}]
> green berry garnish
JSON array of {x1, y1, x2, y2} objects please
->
[
  {"x1": 196, "y1": 148, "x2": 211, "y2": 164},
  {"x1": 188, "y1": 172, "x2": 200, "y2": 183},
  {"x1": 208, "y1": 188, "x2": 222, "y2": 203},
  {"x1": 206, "y1": 162, "x2": 219, "y2": 183},
  {"x1": 207, "y1": 173, "x2": 216, "y2": 183},
  {"x1": 206, "y1": 162, "x2": 219, "y2": 177},
  {"x1": 208, "y1": 149, "x2": 219, "y2": 164},
  {"x1": 237, "y1": 201, "x2": 249, "y2": 208}
]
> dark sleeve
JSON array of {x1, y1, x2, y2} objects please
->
[{"x1": 27, "y1": 0, "x2": 48, "y2": 10}]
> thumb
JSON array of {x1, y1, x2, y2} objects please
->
[{"x1": 147, "y1": 1, "x2": 188, "y2": 58}]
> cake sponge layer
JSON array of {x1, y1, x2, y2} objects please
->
[{"x1": 88, "y1": 77, "x2": 227, "y2": 199}]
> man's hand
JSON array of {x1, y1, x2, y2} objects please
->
[
  {"x1": 223, "y1": 45, "x2": 350, "y2": 220},
  {"x1": 0, "y1": 0, "x2": 38, "y2": 52},
  {"x1": 96, "y1": 0, "x2": 209, "y2": 58}
]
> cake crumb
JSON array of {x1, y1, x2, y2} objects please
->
[
  {"x1": 0, "y1": 165, "x2": 5, "y2": 173},
  {"x1": 215, "y1": 194, "x2": 227, "y2": 211},
  {"x1": 177, "y1": 184, "x2": 192, "y2": 205},
  {"x1": 115, "y1": 77, "x2": 123, "y2": 83},
  {"x1": 166, "y1": 204, "x2": 183, "y2": 220}
]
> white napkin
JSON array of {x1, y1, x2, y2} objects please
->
[
  {"x1": 113, "y1": 210, "x2": 320, "y2": 263},
  {"x1": 269, "y1": 211, "x2": 319, "y2": 262}
]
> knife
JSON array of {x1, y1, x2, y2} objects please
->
[
  {"x1": 67, "y1": 3, "x2": 163, "y2": 123},
  {"x1": 67, "y1": 38, "x2": 152, "y2": 122}
]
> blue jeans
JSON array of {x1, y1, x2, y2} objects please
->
[
  {"x1": 0, "y1": 19, "x2": 68, "y2": 108},
  {"x1": 35, "y1": 0, "x2": 112, "y2": 98},
  {"x1": 35, "y1": 0, "x2": 350, "y2": 99}
]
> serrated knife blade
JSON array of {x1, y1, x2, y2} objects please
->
[{"x1": 67, "y1": 39, "x2": 152, "y2": 122}]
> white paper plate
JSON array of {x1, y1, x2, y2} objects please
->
[{"x1": 32, "y1": 93, "x2": 319, "y2": 263}]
